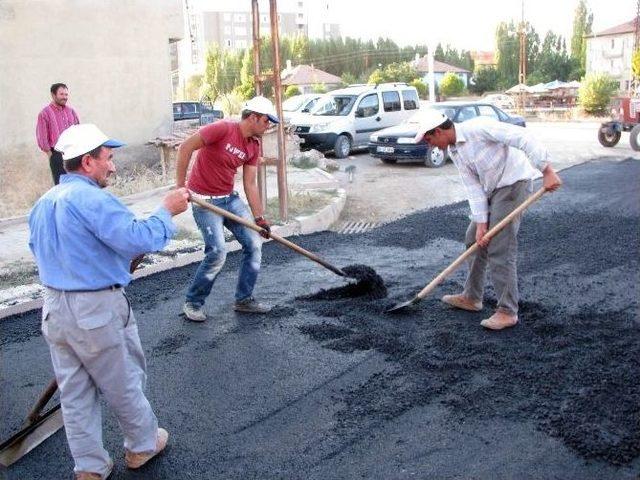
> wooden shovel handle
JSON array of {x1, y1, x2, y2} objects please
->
[
  {"x1": 415, "y1": 187, "x2": 546, "y2": 301},
  {"x1": 26, "y1": 378, "x2": 58, "y2": 424},
  {"x1": 189, "y1": 197, "x2": 346, "y2": 277}
]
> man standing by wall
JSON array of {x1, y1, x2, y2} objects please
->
[
  {"x1": 418, "y1": 110, "x2": 562, "y2": 331},
  {"x1": 36, "y1": 83, "x2": 80, "y2": 185},
  {"x1": 29, "y1": 124, "x2": 189, "y2": 479},
  {"x1": 175, "y1": 96, "x2": 278, "y2": 322}
]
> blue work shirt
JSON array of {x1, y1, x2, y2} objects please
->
[{"x1": 29, "y1": 174, "x2": 176, "y2": 290}]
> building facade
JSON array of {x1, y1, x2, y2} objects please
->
[
  {"x1": 586, "y1": 18, "x2": 638, "y2": 91},
  {"x1": 1, "y1": 0, "x2": 182, "y2": 175},
  {"x1": 175, "y1": 0, "x2": 341, "y2": 99}
]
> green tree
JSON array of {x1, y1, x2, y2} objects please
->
[
  {"x1": 495, "y1": 21, "x2": 539, "y2": 89},
  {"x1": 367, "y1": 62, "x2": 419, "y2": 84},
  {"x1": 469, "y1": 66, "x2": 499, "y2": 94},
  {"x1": 570, "y1": 0, "x2": 593, "y2": 76},
  {"x1": 632, "y1": 49, "x2": 640, "y2": 80},
  {"x1": 284, "y1": 85, "x2": 301, "y2": 98},
  {"x1": 410, "y1": 78, "x2": 427, "y2": 99},
  {"x1": 184, "y1": 74, "x2": 203, "y2": 100},
  {"x1": 440, "y1": 72, "x2": 465, "y2": 97},
  {"x1": 340, "y1": 71, "x2": 357, "y2": 87},
  {"x1": 578, "y1": 72, "x2": 618, "y2": 114},
  {"x1": 235, "y1": 48, "x2": 256, "y2": 100},
  {"x1": 528, "y1": 31, "x2": 572, "y2": 83}
]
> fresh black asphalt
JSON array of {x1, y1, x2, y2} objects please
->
[{"x1": 1, "y1": 158, "x2": 639, "y2": 479}]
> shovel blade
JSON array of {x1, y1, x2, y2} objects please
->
[
  {"x1": 0, "y1": 406, "x2": 64, "y2": 467},
  {"x1": 386, "y1": 297, "x2": 418, "y2": 313}
]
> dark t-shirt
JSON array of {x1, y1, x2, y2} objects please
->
[{"x1": 187, "y1": 121, "x2": 259, "y2": 195}]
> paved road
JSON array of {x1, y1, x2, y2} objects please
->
[{"x1": 331, "y1": 121, "x2": 635, "y2": 224}]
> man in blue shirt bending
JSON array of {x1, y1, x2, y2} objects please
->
[{"x1": 29, "y1": 124, "x2": 189, "y2": 480}]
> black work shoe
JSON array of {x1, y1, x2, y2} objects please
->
[{"x1": 233, "y1": 297, "x2": 272, "y2": 314}]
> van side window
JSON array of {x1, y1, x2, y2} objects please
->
[
  {"x1": 382, "y1": 91, "x2": 401, "y2": 112},
  {"x1": 401, "y1": 90, "x2": 419, "y2": 110},
  {"x1": 357, "y1": 93, "x2": 379, "y2": 117}
]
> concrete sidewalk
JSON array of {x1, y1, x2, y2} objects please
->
[{"x1": 0, "y1": 166, "x2": 346, "y2": 318}]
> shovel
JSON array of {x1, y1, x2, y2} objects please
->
[
  {"x1": 387, "y1": 187, "x2": 546, "y2": 313},
  {"x1": 0, "y1": 379, "x2": 63, "y2": 467},
  {"x1": 190, "y1": 196, "x2": 347, "y2": 277}
]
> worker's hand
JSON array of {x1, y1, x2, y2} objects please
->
[
  {"x1": 163, "y1": 187, "x2": 190, "y2": 216},
  {"x1": 129, "y1": 254, "x2": 145, "y2": 273},
  {"x1": 542, "y1": 165, "x2": 562, "y2": 192},
  {"x1": 255, "y1": 216, "x2": 271, "y2": 239},
  {"x1": 475, "y1": 222, "x2": 489, "y2": 248}
]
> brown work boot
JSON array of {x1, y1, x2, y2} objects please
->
[
  {"x1": 125, "y1": 428, "x2": 169, "y2": 469},
  {"x1": 441, "y1": 293, "x2": 482, "y2": 312},
  {"x1": 480, "y1": 311, "x2": 518, "y2": 330},
  {"x1": 75, "y1": 460, "x2": 113, "y2": 479}
]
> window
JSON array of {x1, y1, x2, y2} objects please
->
[
  {"x1": 456, "y1": 106, "x2": 478, "y2": 122},
  {"x1": 235, "y1": 13, "x2": 246, "y2": 22},
  {"x1": 401, "y1": 90, "x2": 419, "y2": 110},
  {"x1": 298, "y1": 1, "x2": 303, "y2": 7},
  {"x1": 357, "y1": 94, "x2": 379, "y2": 117},
  {"x1": 236, "y1": 39, "x2": 247, "y2": 48},
  {"x1": 611, "y1": 38, "x2": 615, "y2": 48},
  {"x1": 382, "y1": 91, "x2": 401, "y2": 112},
  {"x1": 234, "y1": 26, "x2": 246, "y2": 36},
  {"x1": 261, "y1": 15, "x2": 268, "y2": 23},
  {"x1": 226, "y1": 39, "x2": 232, "y2": 47},
  {"x1": 478, "y1": 105, "x2": 499, "y2": 120}
]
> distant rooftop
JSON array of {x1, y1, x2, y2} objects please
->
[{"x1": 589, "y1": 18, "x2": 638, "y2": 37}]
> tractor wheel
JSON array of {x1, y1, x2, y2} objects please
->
[
  {"x1": 598, "y1": 129, "x2": 621, "y2": 148},
  {"x1": 629, "y1": 124, "x2": 640, "y2": 151}
]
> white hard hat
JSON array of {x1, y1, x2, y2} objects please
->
[
  {"x1": 55, "y1": 124, "x2": 125, "y2": 160},
  {"x1": 414, "y1": 109, "x2": 450, "y2": 141},
  {"x1": 243, "y1": 96, "x2": 279, "y2": 124}
]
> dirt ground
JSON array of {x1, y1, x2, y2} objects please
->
[{"x1": 1, "y1": 158, "x2": 638, "y2": 479}]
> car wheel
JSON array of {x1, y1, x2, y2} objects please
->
[
  {"x1": 381, "y1": 158, "x2": 397, "y2": 164},
  {"x1": 598, "y1": 129, "x2": 621, "y2": 148},
  {"x1": 629, "y1": 124, "x2": 640, "y2": 151},
  {"x1": 333, "y1": 134, "x2": 351, "y2": 159},
  {"x1": 424, "y1": 147, "x2": 446, "y2": 168}
]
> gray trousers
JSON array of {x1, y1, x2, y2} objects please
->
[
  {"x1": 463, "y1": 180, "x2": 532, "y2": 315},
  {"x1": 41, "y1": 287, "x2": 158, "y2": 476}
]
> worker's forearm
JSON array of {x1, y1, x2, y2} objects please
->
[
  {"x1": 245, "y1": 186, "x2": 264, "y2": 218},
  {"x1": 175, "y1": 148, "x2": 191, "y2": 188}
]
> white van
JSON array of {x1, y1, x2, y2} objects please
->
[{"x1": 291, "y1": 83, "x2": 421, "y2": 158}]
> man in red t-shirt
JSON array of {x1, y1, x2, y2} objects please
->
[{"x1": 176, "y1": 96, "x2": 278, "y2": 321}]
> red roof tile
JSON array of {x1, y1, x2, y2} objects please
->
[
  {"x1": 281, "y1": 64, "x2": 342, "y2": 86},
  {"x1": 590, "y1": 18, "x2": 638, "y2": 37}
]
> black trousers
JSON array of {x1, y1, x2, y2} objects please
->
[{"x1": 49, "y1": 150, "x2": 65, "y2": 185}]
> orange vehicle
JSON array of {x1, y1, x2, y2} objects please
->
[{"x1": 598, "y1": 96, "x2": 640, "y2": 151}]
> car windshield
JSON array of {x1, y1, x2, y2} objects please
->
[
  {"x1": 282, "y1": 96, "x2": 307, "y2": 112},
  {"x1": 431, "y1": 105, "x2": 457, "y2": 120},
  {"x1": 310, "y1": 95, "x2": 357, "y2": 116}
]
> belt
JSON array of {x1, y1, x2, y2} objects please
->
[
  {"x1": 46, "y1": 284, "x2": 122, "y2": 293},
  {"x1": 189, "y1": 190, "x2": 236, "y2": 200}
]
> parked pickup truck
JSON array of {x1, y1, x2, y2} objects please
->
[{"x1": 173, "y1": 101, "x2": 224, "y2": 125}]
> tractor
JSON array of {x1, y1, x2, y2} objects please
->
[{"x1": 598, "y1": 96, "x2": 640, "y2": 151}]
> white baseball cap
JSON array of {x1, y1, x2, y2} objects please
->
[
  {"x1": 55, "y1": 124, "x2": 125, "y2": 160},
  {"x1": 243, "y1": 96, "x2": 279, "y2": 124},
  {"x1": 414, "y1": 109, "x2": 450, "y2": 141}
]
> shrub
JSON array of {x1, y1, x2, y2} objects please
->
[
  {"x1": 284, "y1": 85, "x2": 301, "y2": 99},
  {"x1": 578, "y1": 72, "x2": 619, "y2": 115},
  {"x1": 410, "y1": 79, "x2": 427, "y2": 99},
  {"x1": 311, "y1": 83, "x2": 327, "y2": 94},
  {"x1": 440, "y1": 72, "x2": 465, "y2": 97}
]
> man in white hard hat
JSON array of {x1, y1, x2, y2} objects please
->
[
  {"x1": 29, "y1": 124, "x2": 190, "y2": 479},
  {"x1": 176, "y1": 95, "x2": 279, "y2": 321},
  {"x1": 416, "y1": 109, "x2": 562, "y2": 330}
]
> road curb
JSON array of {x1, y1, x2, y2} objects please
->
[{"x1": 0, "y1": 188, "x2": 346, "y2": 320}]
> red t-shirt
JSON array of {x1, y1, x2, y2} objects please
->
[{"x1": 187, "y1": 121, "x2": 260, "y2": 195}]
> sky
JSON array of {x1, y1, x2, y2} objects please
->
[{"x1": 334, "y1": 0, "x2": 638, "y2": 51}]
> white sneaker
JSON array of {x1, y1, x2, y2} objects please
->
[{"x1": 183, "y1": 303, "x2": 206, "y2": 322}]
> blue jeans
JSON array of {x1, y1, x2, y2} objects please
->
[{"x1": 186, "y1": 193, "x2": 262, "y2": 306}]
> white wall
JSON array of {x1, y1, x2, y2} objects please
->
[
  {"x1": 0, "y1": 0, "x2": 183, "y2": 167},
  {"x1": 586, "y1": 32, "x2": 634, "y2": 90}
]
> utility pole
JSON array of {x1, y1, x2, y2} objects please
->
[
  {"x1": 518, "y1": 0, "x2": 527, "y2": 113},
  {"x1": 251, "y1": 0, "x2": 267, "y2": 208}
]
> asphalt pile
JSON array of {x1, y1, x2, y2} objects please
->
[{"x1": 300, "y1": 264, "x2": 387, "y2": 301}]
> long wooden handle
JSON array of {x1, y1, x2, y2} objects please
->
[
  {"x1": 190, "y1": 197, "x2": 346, "y2": 277},
  {"x1": 26, "y1": 378, "x2": 58, "y2": 424},
  {"x1": 415, "y1": 187, "x2": 546, "y2": 301}
]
